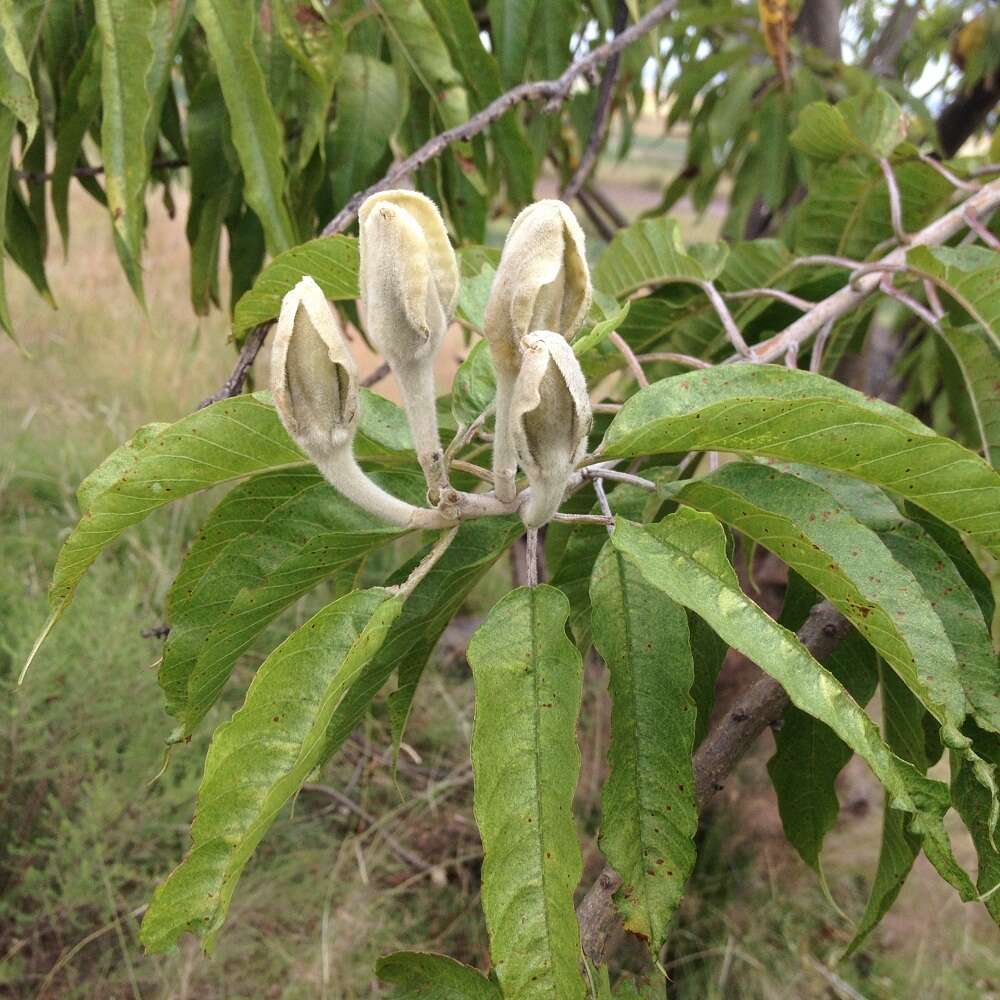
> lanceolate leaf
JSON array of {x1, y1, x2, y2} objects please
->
[
  {"x1": 593, "y1": 216, "x2": 728, "y2": 299},
  {"x1": 907, "y1": 246, "x2": 1000, "y2": 352},
  {"x1": 194, "y1": 0, "x2": 296, "y2": 255},
  {"x1": 938, "y1": 323, "x2": 1000, "y2": 467},
  {"x1": 140, "y1": 587, "x2": 404, "y2": 953},
  {"x1": 468, "y1": 586, "x2": 586, "y2": 1000},
  {"x1": 0, "y1": 109, "x2": 19, "y2": 339},
  {"x1": 159, "y1": 467, "x2": 423, "y2": 733},
  {"x1": 233, "y1": 235, "x2": 360, "y2": 335},
  {"x1": 610, "y1": 510, "x2": 975, "y2": 899},
  {"x1": 376, "y1": 952, "x2": 501, "y2": 998},
  {"x1": 663, "y1": 462, "x2": 970, "y2": 737},
  {"x1": 94, "y1": 0, "x2": 157, "y2": 301},
  {"x1": 768, "y1": 576, "x2": 879, "y2": 879},
  {"x1": 880, "y1": 522, "x2": 1000, "y2": 735},
  {"x1": 591, "y1": 542, "x2": 697, "y2": 953},
  {"x1": 845, "y1": 665, "x2": 929, "y2": 955},
  {"x1": 603, "y1": 365, "x2": 1000, "y2": 559},
  {"x1": 0, "y1": 0, "x2": 38, "y2": 141}
]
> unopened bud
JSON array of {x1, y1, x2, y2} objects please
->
[
  {"x1": 483, "y1": 200, "x2": 592, "y2": 501},
  {"x1": 510, "y1": 331, "x2": 593, "y2": 528},
  {"x1": 271, "y1": 276, "x2": 358, "y2": 455},
  {"x1": 359, "y1": 190, "x2": 459, "y2": 501}
]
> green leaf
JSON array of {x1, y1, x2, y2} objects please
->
[
  {"x1": 591, "y1": 541, "x2": 697, "y2": 953},
  {"x1": 768, "y1": 576, "x2": 879, "y2": 878},
  {"x1": 907, "y1": 246, "x2": 1000, "y2": 354},
  {"x1": 791, "y1": 90, "x2": 906, "y2": 161},
  {"x1": 663, "y1": 462, "x2": 971, "y2": 737},
  {"x1": 455, "y1": 257, "x2": 495, "y2": 332},
  {"x1": 880, "y1": 522, "x2": 1000, "y2": 736},
  {"x1": 0, "y1": 0, "x2": 38, "y2": 142},
  {"x1": 140, "y1": 587, "x2": 403, "y2": 953},
  {"x1": 159, "y1": 467, "x2": 422, "y2": 734},
  {"x1": 951, "y1": 724, "x2": 1000, "y2": 927},
  {"x1": 845, "y1": 664, "x2": 929, "y2": 955},
  {"x1": 232, "y1": 235, "x2": 359, "y2": 335},
  {"x1": 468, "y1": 585, "x2": 585, "y2": 1000},
  {"x1": 573, "y1": 293, "x2": 631, "y2": 358},
  {"x1": 51, "y1": 26, "x2": 102, "y2": 249},
  {"x1": 194, "y1": 0, "x2": 296, "y2": 255},
  {"x1": 6, "y1": 183, "x2": 53, "y2": 303},
  {"x1": 602, "y1": 365, "x2": 1000, "y2": 560},
  {"x1": 451, "y1": 339, "x2": 495, "y2": 427},
  {"x1": 610, "y1": 510, "x2": 975, "y2": 899},
  {"x1": 938, "y1": 324, "x2": 1000, "y2": 467},
  {"x1": 327, "y1": 54, "x2": 402, "y2": 213},
  {"x1": 593, "y1": 216, "x2": 728, "y2": 299},
  {"x1": 376, "y1": 952, "x2": 500, "y2": 998},
  {"x1": 94, "y1": 0, "x2": 158, "y2": 302},
  {"x1": 372, "y1": 0, "x2": 469, "y2": 130},
  {"x1": 487, "y1": 0, "x2": 537, "y2": 89}
]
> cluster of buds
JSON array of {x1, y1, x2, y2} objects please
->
[{"x1": 270, "y1": 192, "x2": 593, "y2": 532}]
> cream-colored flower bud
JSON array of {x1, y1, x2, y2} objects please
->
[
  {"x1": 271, "y1": 276, "x2": 423, "y2": 528},
  {"x1": 359, "y1": 190, "x2": 459, "y2": 502},
  {"x1": 483, "y1": 200, "x2": 591, "y2": 501},
  {"x1": 510, "y1": 331, "x2": 593, "y2": 528}
]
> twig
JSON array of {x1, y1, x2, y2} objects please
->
[
  {"x1": 575, "y1": 186, "x2": 616, "y2": 241},
  {"x1": 198, "y1": 323, "x2": 270, "y2": 409},
  {"x1": 14, "y1": 156, "x2": 187, "y2": 184},
  {"x1": 321, "y1": 0, "x2": 680, "y2": 235},
  {"x1": 562, "y1": 0, "x2": 630, "y2": 202},
  {"x1": 723, "y1": 287, "x2": 814, "y2": 311},
  {"x1": 551, "y1": 511, "x2": 614, "y2": 525},
  {"x1": 577, "y1": 601, "x2": 850, "y2": 963},
  {"x1": 592, "y1": 402, "x2": 623, "y2": 413},
  {"x1": 918, "y1": 153, "x2": 980, "y2": 193},
  {"x1": 879, "y1": 278, "x2": 941, "y2": 329},
  {"x1": 922, "y1": 280, "x2": 945, "y2": 319},
  {"x1": 525, "y1": 528, "x2": 539, "y2": 587},
  {"x1": 809, "y1": 320, "x2": 833, "y2": 373},
  {"x1": 969, "y1": 163, "x2": 1000, "y2": 178},
  {"x1": 449, "y1": 459, "x2": 494, "y2": 483},
  {"x1": 700, "y1": 280, "x2": 753, "y2": 358},
  {"x1": 637, "y1": 351, "x2": 712, "y2": 369},
  {"x1": 361, "y1": 361, "x2": 392, "y2": 388},
  {"x1": 591, "y1": 476, "x2": 614, "y2": 535},
  {"x1": 608, "y1": 331, "x2": 649, "y2": 387},
  {"x1": 585, "y1": 183, "x2": 628, "y2": 229},
  {"x1": 964, "y1": 207, "x2": 1000, "y2": 250},
  {"x1": 583, "y1": 466, "x2": 657, "y2": 491},
  {"x1": 879, "y1": 158, "x2": 909, "y2": 244},
  {"x1": 747, "y1": 177, "x2": 1000, "y2": 363}
]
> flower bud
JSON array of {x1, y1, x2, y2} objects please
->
[
  {"x1": 271, "y1": 275, "x2": 358, "y2": 455},
  {"x1": 359, "y1": 190, "x2": 459, "y2": 501},
  {"x1": 510, "y1": 331, "x2": 593, "y2": 528},
  {"x1": 483, "y1": 200, "x2": 592, "y2": 501}
]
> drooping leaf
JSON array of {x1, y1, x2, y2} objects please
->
[
  {"x1": 593, "y1": 216, "x2": 728, "y2": 299},
  {"x1": 880, "y1": 522, "x2": 1000, "y2": 736},
  {"x1": 907, "y1": 246, "x2": 1000, "y2": 353},
  {"x1": 0, "y1": 0, "x2": 38, "y2": 141},
  {"x1": 591, "y1": 541, "x2": 697, "y2": 953},
  {"x1": 327, "y1": 53, "x2": 402, "y2": 212},
  {"x1": 662, "y1": 462, "x2": 970, "y2": 738},
  {"x1": 232, "y1": 235, "x2": 360, "y2": 335},
  {"x1": 768, "y1": 575, "x2": 879, "y2": 880},
  {"x1": 5, "y1": 183, "x2": 53, "y2": 303},
  {"x1": 140, "y1": 587, "x2": 404, "y2": 953},
  {"x1": 468, "y1": 585, "x2": 586, "y2": 1000},
  {"x1": 573, "y1": 293, "x2": 631, "y2": 358},
  {"x1": 376, "y1": 951, "x2": 500, "y2": 998},
  {"x1": 602, "y1": 365, "x2": 1000, "y2": 559},
  {"x1": 94, "y1": 0, "x2": 157, "y2": 301},
  {"x1": 791, "y1": 90, "x2": 906, "y2": 161},
  {"x1": 938, "y1": 323, "x2": 1000, "y2": 467},
  {"x1": 51, "y1": 26, "x2": 102, "y2": 249},
  {"x1": 487, "y1": 0, "x2": 538, "y2": 89},
  {"x1": 610, "y1": 510, "x2": 975, "y2": 899},
  {"x1": 159, "y1": 467, "x2": 423, "y2": 734},
  {"x1": 194, "y1": 0, "x2": 296, "y2": 255},
  {"x1": 845, "y1": 664, "x2": 930, "y2": 955}
]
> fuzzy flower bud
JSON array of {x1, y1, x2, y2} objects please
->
[
  {"x1": 483, "y1": 200, "x2": 592, "y2": 501},
  {"x1": 271, "y1": 276, "x2": 423, "y2": 528},
  {"x1": 510, "y1": 331, "x2": 593, "y2": 528},
  {"x1": 359, "y1": 190, "x2": 459, "y2": 501}
]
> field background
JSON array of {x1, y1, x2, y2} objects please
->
[{"x1": 2, "y1": 119, "x2": 999, "y2": 998}]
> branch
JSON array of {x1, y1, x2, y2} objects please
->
[
  {"x1": 561, "y1": 0, "x2": 630, "y2": 202},
  {"x1": 320, "y1": 0, "x2": 679, "y2": 236},
  {"x1": 198, "y1": 323, "x2": 270, "y2": 409},
  {"x1": 748, "y1": 177, "x2": 1000, "y2": 364},
  {"x1": 576, "y1": 600, "x2": 850, "y2": 964}
]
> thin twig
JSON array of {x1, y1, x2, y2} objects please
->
[
  {"x1": 608, "y1": 331, "x2": 649, "y2": 387},
  {"x1": 14, "y1": 156, "x2": 187, "y2": 184},
  {"x1": 637, "y1": 351, "x2": 712, "y2": 369},
  {"x1": 591, "y1": 476, "x2": 614, "y2": 535},
  {"x1": 918, "y1": 152, "x2": 980, "y2": 192},
  {"x1": 809, "y1": 320, "x2": 833, "y2": 373},
  {"x1": 449, "y1": 459, "x2": 494, "y2": 483},
  {"x1": 321, "y1": 0, "x2": 680, "y2": 235},
  {"x1": 525, "y1": 528, "x2": 539, "y2": 587},
  {"x1": 592, "y1": 402, "x2": 623, "y2": 413},
  {"x1": 198, "y1": 323, "x2": 270, "y2": 409},
  {"x1": 879, "y1": 278, "x2": 941, "y2": 329},
  {"x1": 969, "y1": 163, "x2": 1000, "y2": 178},
  {"x1": 700, "y1": 280, "x2": 753, "y2": 358},
  {"x1": 583, "y1": 466, "x2": 657, "y2": 491},
  {"x1": 575, "y1": 186, "x2": 616, "y2": 240},
  {"x1": 585, "y1": 183, "x2": 628, "y2": 229},
  {"x1": 361, "y1": 361, "x2": 392, "y2": 388},
  {"x1": 879, "y1": 157, "x2": 909, "y2": 244},
  {"x1": 562, "y1": 0, "x2": 630, "y2": 202},
  {"x1": 551, "y1": 511, "x2": 614, "y2": 525},
  {"x1": 964, "y1": 207, "x2": 1000, "y2": 250},
  {"x1": 723, "y1": 287, "x2": 814, "y2": 311},
  {"x1": 922, "y1": 280, "x2": 945, "y2": 319}
]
